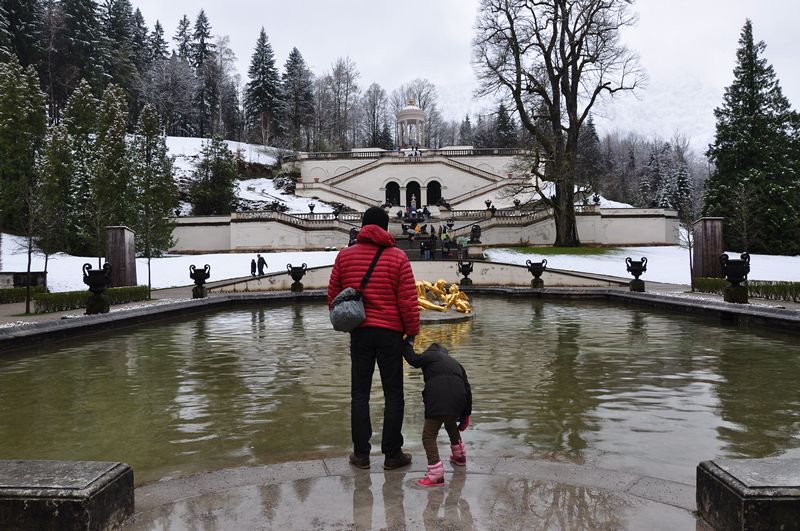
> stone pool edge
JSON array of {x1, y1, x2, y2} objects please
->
[
  {"x1": 130, "y1": 456, "x2": 696, "y2": 515},
  {"x1": 2, "y1": 287, "x2": 798, "y2": 353}
]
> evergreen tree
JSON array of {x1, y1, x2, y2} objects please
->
[
  {"x1": 130, "y1": 7, "x2": 149, "y2": 72},
  {"x1": 0, "y1": 3, "x2": 15, "y2": 62},
  {"x1": 61, "y1": 0, "x2": 106, "y2": 91},
  {"x1": 281, "y1": 46, "x2": 314, "y2": 150},
  {"x1": 378, "y1": 120, "x2": 393, "y2": 150},
  {"x1": 173, "y1": 14, "x2": 191, "y2": 60},
  {"x1": 35, "y1": 122, "x2": 72, "y2": 258},
  {"x1": 704, "y1": 20, "x2": 800, "y2": 254},
  {"x1": 63, "y1": 79, "x2": 97, "y2": 253},
  {"x1": 245, "y1": 27, "x2": 281, "y2": 146},
  {"x1": 190, "y1": 136, "x2": 237, "y2": 215},
  {"x1": 575, "y1": 115, "x2": 603, "y2": 194},
  {"x1": 2, "y1": 0, "x2": 43, "y2": 67},
  {"x1": 149, "y1": 20, "x2": 168, "y2": 63},
  {"x1": 671, "y1": 162, "x2": 692, "y2": 217},
  {"x1": 0, "y1": 57, "x2": 46, "y2": 233},
  {"x1": 191, "y1": 9, "x2": 215, "y2": 137},
  {"x1": 458, "y1": 115, "x2": 472, "y2": 145},
  {"x1": 102, "y1": 0, "x2": 139, "y2": 122},
  {"x1": 87, "y1": 83, "x2": 130, "y2": 259},
  {"x1": 190, "y1": 9, "x2": 214, "y2": 69},
  {"x1": 130, "y1": 103, "x2": 176, "y2": 296},
  {"x1": 495, "y1": 103, "x2": 517, "y2": 148}
]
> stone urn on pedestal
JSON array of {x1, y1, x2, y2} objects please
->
[
  {"x1": 720, "y1": 253, "x2": 750, "y2": 304},
  {"x1": 287, "y1": 263, "x2": 307, "y2": 292},
  {"x1": 458, "y1": 260, "x2": 474, "y2": 286},
  {"x1": 526, "y1": 259, "x2": 547, "y2": 288},
  {"x1": 189, "y1": 264, "x2": 211, "y2": 299},
  {"x1": 83, "y1": 262, "x2": 112, "y2": 314},
  {"x1": 625, "y1": 257, "x2": 647, "y2": 292}
]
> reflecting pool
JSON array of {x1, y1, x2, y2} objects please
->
[{"x1": 1, "y1": 297, "x2": 798, "y2": 485}]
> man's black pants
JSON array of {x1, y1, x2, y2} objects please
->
[{"x1": 350, "y1": 327, "x2": 404, "y2": 458}]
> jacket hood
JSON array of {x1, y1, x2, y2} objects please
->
[{"x1": 357, "y1": 224, "x2": 396, "y2": 247}]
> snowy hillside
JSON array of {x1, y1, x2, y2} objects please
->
[
  {"x1": 166, "y1": 137, "x2": 279, "y2": 180},
  {"x1": 166, "y1": 137, "x2": 329, "y2": 214}
]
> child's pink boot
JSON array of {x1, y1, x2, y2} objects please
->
[
  {"x1": 449, "y1": 441, "x2": 466, "y2": 466},
  {"x1": 417, "y1": 461, "x2": 445, "y2": 487}
]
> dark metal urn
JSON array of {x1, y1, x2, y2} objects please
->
[
  {"x1": 720, "y1": 252, "x2": 750, "y2": 304},
  {"x1": 625, "y1": 256, "x2": 647, "y2": 292},
  {"x1": 287, "y1": 263, "x2": 308, "y2": 292},
  {"x1": 83, "y1": 262, "x2": 112, "y2": 314},
  {"x1": 189, "y1": 264, "x2": 211, "y2": 299},
  {"x1": 458, "y1": 260, "x2": 474, "y2": 286},
  {"x1": 526, "y1": 259, "x2": 548, "y2": 288},
  {"x1": 469, "y1": 224, "x2": 482, "y2": 244}
]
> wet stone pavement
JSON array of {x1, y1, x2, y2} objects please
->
[{"x1": 123, "y1": 457, "x2": 707, "y2": 530}]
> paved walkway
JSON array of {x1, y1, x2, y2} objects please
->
[{"x1": 122, "y1": 457, "x2": 710, "y2": 530}]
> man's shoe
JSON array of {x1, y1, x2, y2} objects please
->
[
  {"x1": 349, "y1": 453, "x2": 370, "y2": 469},
  {"x1": 383, "y1": 451, "x2": 412, "y2": 470}
]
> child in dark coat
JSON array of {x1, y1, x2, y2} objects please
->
[{"x1": 402, "y1": 341, "x2": 472, "y2": 486}]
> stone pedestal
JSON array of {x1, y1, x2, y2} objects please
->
[
  {"x1": 459, "y1": 278, "x2": 473, "y2": 287},
  {"x1": 531, "y1": 278, "x2": 544, "y2": 289},
  {"x1": 192, "y1": 285, "x2": 207, "y2": 299},
  {"x1": 629, "y1": 279, "x2": 645, "y2": 292},
  {"x1": 693, "y1": 217, "x2": 724, "y2": 279},
  {"x1": 85, "y1": 293, "x2": 111, "y2": 315},
  {"x1": 697, "y1": 459, "x2": 800, "y2": 531},
  {"x1": 0, "y1": 460, "x2": 133, "y2": 531},
  {"x1": 467, "y1": 244, "x2": 484, "y2": 259},
  {"x1": 290, "y1": 282, "x2": 304, "y2": 292},
  {"x1": 105, "y1": 226, "x2": 137, "y2": 288},
  {"x1": 724, "y1": 285, "x2": 748, "y2": 304}
]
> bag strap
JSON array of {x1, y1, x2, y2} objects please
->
[{"x1": 359, "y1": 247, "x2": 385, "y2": 291}]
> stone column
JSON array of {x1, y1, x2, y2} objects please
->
[
  {"x1": 105, "y1": 226, "x2": 137, "y2": 287},
  {"x1": 692, "y1": 217, "x2": 724, "y2": 279}
]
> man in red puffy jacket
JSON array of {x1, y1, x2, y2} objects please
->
[{"x1": 328, "y1": 206, "x2": 420, "y2": 470}]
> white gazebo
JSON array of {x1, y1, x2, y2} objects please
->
[{"x1": 396, "y1": 99, "x2": 426, "y2": 148}]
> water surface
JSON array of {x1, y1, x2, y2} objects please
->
[{"x1": 1, "y1": 297, "x2": 798, "y2": 485}]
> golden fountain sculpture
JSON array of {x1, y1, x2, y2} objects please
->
[{"x1": 416, "y1": 279, "x2": 472, "y2": 313}]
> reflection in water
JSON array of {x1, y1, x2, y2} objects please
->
[
  {"x1": 416, "y1": 319, "x2": 474, "y2": 352},
  {"x1": 491, "y1": 479, "x2": 629, "y2": 529},
  {"x1": 423, "y1": 468, "x2": 474, "y2": 530},
  {"x1": 1, "y1": 298, "x2": 799, "y2": 486}
]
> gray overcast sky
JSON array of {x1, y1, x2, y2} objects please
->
[{"x1": 134, "y1": 0, "x2": 799, "y2": 152}]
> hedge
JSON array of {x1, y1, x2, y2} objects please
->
[
  {"x1": 0, "y1": 286, "x2": 46, "y2": 304},
  {"x1": 694, "y1": 277, "x2": 800, "y2": 302},
  {"x1": 32, "y1": 285, "x2": 151, "y2": 314}
]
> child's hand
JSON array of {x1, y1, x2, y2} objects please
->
[{"x1": 458, "y1": 416, "x2": 470, "y2": 431}]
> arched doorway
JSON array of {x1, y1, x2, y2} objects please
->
[
  {"x1": 426, "y1": 180, "x2": 442, "y2": 205},
  {"x1": 385, "y1": 182, "x2": 400, "y2": 206},
  {"x1": 406, "y1": 181, "x2": 421, "y2": 209}
]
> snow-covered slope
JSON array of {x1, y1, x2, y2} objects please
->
[
  {"x1": 166, "y1": 137, "x2": 279, "y2": 180},
  {"x1": 166, "y1": 137, "x2": 328, "y2": 214}
]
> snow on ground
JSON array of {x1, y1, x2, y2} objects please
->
[
  {"x1": 486, "y1": 246, "x2": 800, "y2": 286},
  {"x1": 3, "y1": 232, "x2": 798, "y2": 293},
  {"x1": 236, "y1": 178, "x2": 333, "y2": 214},
  {"x1": 0, "y1": 233, "x2": 336, "y2": 293},
  {"x1": 166, "y1": 136, "x2": 279, "y2": 179}
]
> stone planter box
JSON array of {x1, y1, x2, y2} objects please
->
[
  {"x1": 697, "y1": 459, "x2": 800, "y2": 531},
  {"x1": 0, "y1": 460, "x2": 133, "y2": 531}
]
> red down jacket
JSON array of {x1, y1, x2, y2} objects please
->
[{"x1": 328, "y1": 224, "x2": 420, "y2": 336}]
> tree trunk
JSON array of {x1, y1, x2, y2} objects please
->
[{"x1": 25, "y1": 236, "x2": 33, "y2": 315}]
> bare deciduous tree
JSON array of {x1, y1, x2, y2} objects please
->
[{"x1": 473, "y1": 0, "x2": 644, "y2": 246}]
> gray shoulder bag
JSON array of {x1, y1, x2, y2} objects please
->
[{"x1": 330, "y1": 247, "x2": 385, "y2": 332}]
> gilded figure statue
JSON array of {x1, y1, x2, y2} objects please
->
[{"x1": 416, "y1": 279, "x2": 472, "y2": 314}]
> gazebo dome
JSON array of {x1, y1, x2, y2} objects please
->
[{"x1": 396, "y1": 99, "x2": 426, "y2": 148}]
